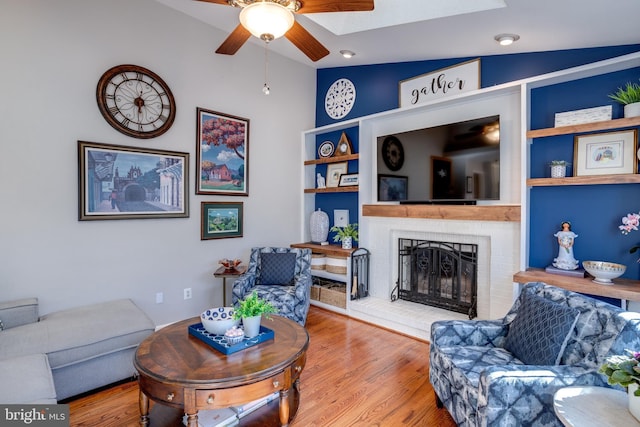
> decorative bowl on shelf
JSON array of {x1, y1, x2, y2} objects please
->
[
  {"x1": 582, "y1": 261, "x2": 626, "y2": 284},
  {"x1": 201, "y1": 307, "x2": 240, "y2": 335},
  {"x1": 219, "y1": 258, "x2": 242, "y2": 271}
]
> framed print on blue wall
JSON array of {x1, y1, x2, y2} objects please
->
[
  {"x1": 573, "y1": 130, "x2": 638, "y2": 176},
  {"x1": 196, "y1": 108, "x2": 249, "y2": 196}
]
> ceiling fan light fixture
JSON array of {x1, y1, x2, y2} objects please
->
[
  {"x1": 494, "y1": 34, "x2": 520, "y2": 46},
  {"x1": 239, "y1": 2, "x2": 295, "y2": 41}
]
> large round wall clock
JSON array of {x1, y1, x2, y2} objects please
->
[
  {"x1": 324, "y1": 78, "x2": 356, "y2": 120},
  {"x1": 96, "y1": 64, "x2": 176, "y2": 139},
  {"x1": 381, "y1": 136, "x2": 405, "y2": 171}
]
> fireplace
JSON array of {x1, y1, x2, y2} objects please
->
[{"x1": 392, "y1": 238, "x2": 478, "y2": 319}]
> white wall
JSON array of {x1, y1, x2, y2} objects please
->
[{"x1": 0, "y1": 0, "x2": 315, "y2": 326}]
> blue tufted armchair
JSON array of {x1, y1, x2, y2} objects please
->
[
  {"x1": 232, "y1": 247, "x2": 312, "y2": 326},
  {"x1": 430, "y1": 282, "x2": 640, "y2": 426}
]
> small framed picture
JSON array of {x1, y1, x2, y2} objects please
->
[
  {"x1": 326, "y1": 162, "x2": 348, "y2": 187},
  {"x1": 201, "y1": 202, "x2": 243, "y2": 240},
  {"x1": 573, "y1": 130, "x2": 638, "y2": 176},
  {"x1": 339, "y1": 173, "x2": 359, "y2": 187},
  {"x1": 378, "y1": 175, "x2": 408, "y2": 201}
]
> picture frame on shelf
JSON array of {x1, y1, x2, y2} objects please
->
[
  {"x1": 196, "y1": 107, "x2": 249, "y2": 196},
  {"x1": 378, "y1": 175, "x2": 408, "y2": 201},
  {"x1": 338, "y1": 173, "x2": 359, "y2": 187},
  {"x1": 201, "y1": 201, "x2": 243, "y2": 240},
  {"x1": 431, "y1": 156, "x2": 452, "y2": 198},
  {"x1": 573, "y1": 129, "x2": 638, "y2": 176},
  {"x1": 78, "y1": 141, "x2": 189, "y2": 221},
  {"x1": 326, "y1": 162, "x2": 348, "y2": 187}
]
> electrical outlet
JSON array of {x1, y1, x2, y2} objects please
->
[
  {"x1": 155, "y1": 292, "x2": 163, "y2": 304},
  {"x1": 183, "y1": 288, "x2": 192, "y2": 300}
]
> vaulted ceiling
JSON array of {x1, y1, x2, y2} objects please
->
[{"x1": 155, "y1": 0, "x2": 640, "y2": 68}]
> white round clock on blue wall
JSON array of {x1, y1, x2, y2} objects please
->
[{"x1": 325, "y1": 78, "x2": 356, "y2": 120}]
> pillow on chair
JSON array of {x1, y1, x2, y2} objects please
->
[
  {"x1": 504, "y1": 291, "x2": 579, "y2": 365},
  {"x1": 258, "y1": 252, "x2": 296, "y2": 285}
]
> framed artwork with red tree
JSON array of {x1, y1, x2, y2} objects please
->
[{"x1": 196, "y1": 107, "x2": 249, "y2": 195}]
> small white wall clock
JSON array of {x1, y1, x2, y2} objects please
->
[{"x1": 325, "y1": 78, "x2": 356, "y2": 120}]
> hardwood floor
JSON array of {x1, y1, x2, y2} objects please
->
[{"x1": 68, "y1": 306, "x2": 457, "y2": 426}]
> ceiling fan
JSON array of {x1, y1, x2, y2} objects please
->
[{"x1": 196, "y1": 0, "x2": 375, "y2": 62}]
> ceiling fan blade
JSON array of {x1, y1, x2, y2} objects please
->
[
  {"x1": 194, "y1": 0, "x2": 230, "y2": 5},
  {"x1": 285, "y1": 21, "x2": 330, "y2": 62},
  {"x1": 215, "y1": 24, "x2": 251, "y2": 55},
  {"x1": 297, "y1": 0, "x2": 374, "y2": 14}
]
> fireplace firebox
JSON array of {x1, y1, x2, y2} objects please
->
[{"x1": 392, "y1": 238, "x2": 477, "y2": 319}]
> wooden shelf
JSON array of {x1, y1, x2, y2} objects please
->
[
  {"x1": 362, "y1": 204, "x2": 520, "y2": 222},
  {"x1": 514, "y1": 269, "x2": 640, "y2": 302},
  {"x1": 304, "y1": 154, "x2": 359, "y2": 165},
  {"x1": 291, "y1": 243, "x2": 356, "y2": 258},
  {"x1": 304, "y1": 186, "x2": 358, "y2": 194},
  {"x1": 527, "y1": 116, "x2": 640, "y2": 138},
  {"x1": 527, "y1": 173, "x2": 640, "y2": 187}
]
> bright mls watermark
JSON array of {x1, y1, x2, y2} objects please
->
[{"x1": 1, "y1": 405, "x2": 69, "y2": 426}]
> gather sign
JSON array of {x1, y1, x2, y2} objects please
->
[{"x1": 399, "y1": 59, "x2": 481, "y2": 108}]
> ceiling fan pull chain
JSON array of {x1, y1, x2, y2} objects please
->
[{"x1": 263, "y1": 42, "x2": 270, "y2": 95}]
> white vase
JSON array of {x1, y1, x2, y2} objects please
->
[
  {"x1": 342, "y1": 236, "x2": 353, "y2": 249},
  {"x1": 624, "y1": 102, "x2": 640, "y2": 118},
  {"x1": 629, "y1": 383, "x2": 640, "y2": 422},
  {"x1": 310, "y1": 209, "x2": 329, "y2": 243},
  {"x1": 242, "y1": 315, "x2": 262, "y2": 338}
]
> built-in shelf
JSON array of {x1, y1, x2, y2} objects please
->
[
  {"x1": 304, "y1": 186, "x2": 358, "y2": 194},
  {"x1": 304, "y1": 154, "x2": 359, "y2": 165},
  {"x1": 362, "y1": 204, "x2": 520, "y2": 222},
  {"x1": 290, "y1": 242, "x2": 355, "y2": 258},
  {"x1": 527, "y1": 173, "x2": 640, "y2": 187},
  {"x1": 527, "y1": 116, "x2": 640, "y2": 138},
  {"x1": 513, "y1": 269, "x2": 640, "y2": 302}
]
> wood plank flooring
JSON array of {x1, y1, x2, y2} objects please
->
[{"x1": 68, "y1": 306, "x2": 457, "y2": 426}]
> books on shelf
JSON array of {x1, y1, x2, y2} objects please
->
[
  {"x1": 182, "y1": 392, "x2": 279, "y2": 427},
  {"x1": 545, "y1": 265, "x2": 587, "y2": 278}
]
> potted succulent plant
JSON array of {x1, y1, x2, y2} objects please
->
[
  {"x1": 330, "y1": 223, "x2": 359, "y2": 249},
  {"x1": 599, "y1": 350, "x2": 640, "y2": 421},
  {"x1": 233, "y1": 291, "x2": 276, "y2": 338},
  {"x1": 609, "y1": 79, "x2": 640, "y2": 118}
]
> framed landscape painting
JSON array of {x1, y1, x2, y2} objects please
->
[
  {"x1": 78, "y1": 141, "x2": 189, "y2": 221},
  {"x1": 201, "y1": 202, "x2": 243, "y2": 240},
  {"x1": 196, "y1": 108, "x2": 249, "y2": 196}
]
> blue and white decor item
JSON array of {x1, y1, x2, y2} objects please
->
[
  {"x1": 201, "y1": 307, "x2": 240, "y2": 335},
  {"x1": 310, "y1": 209, "x2": 329, "y2": 244},
  {"x1": 430, "y1": 282, "x2": 640, "y2": 427},
  {"x1": 232, "y1": 247, "x2": 312, "y2": 326}
]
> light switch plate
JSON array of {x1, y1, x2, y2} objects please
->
[{"x1": 334, "y1": 209, "x2": 349, "y2": 227}]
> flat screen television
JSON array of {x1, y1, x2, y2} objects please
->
[{"x1": 376, "y1": 115, "x2": 500, "y2": 203}]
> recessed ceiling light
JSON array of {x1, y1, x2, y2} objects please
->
[
  {"x1": 494, "y1": 34, "x2": 520, "y2": 46},
  {"x1": 340, "y1": 50, "x2": 355, "y2": 58}
]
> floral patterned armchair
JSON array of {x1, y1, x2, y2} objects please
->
[
  {"x1": 430, "y1": 282, "x2": 640, "y2": 426},
  {"x1": 232, "y1": 247, "x2": 312, "y2": 326}
]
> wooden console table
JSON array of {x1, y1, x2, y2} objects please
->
[{"x1": 513, "y1": 269, "x2": 640, "y2": 302}]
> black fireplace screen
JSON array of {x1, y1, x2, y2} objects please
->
[{"x1": 392, "y1": 238, "x2": 477, "y2": 319}]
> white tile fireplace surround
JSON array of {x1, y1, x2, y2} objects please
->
[{"x1": 350, "y1": 217, "x2": 520, "y2": 341}]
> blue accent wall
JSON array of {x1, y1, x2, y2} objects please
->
[
  {"x1": 316, "y1": 45, "x2": 640, "y2": 127},
  {"x1": 313, "y1": 44, "x2": 640, "y2": 274}
]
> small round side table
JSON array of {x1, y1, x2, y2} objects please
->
[
  {"x1": 553, "y1": 386, "x2": 640, "y2": 427},
  {"x1": 213, "y1": 265, "x2": 247, "y2": 306}
]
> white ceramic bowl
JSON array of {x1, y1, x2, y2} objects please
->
[
  {"x1": 583, "y1": 261, "x2": 626, "y2": 284},
  {"x1": 201, "y1": 307, "x2": 239, "y2": 335}
]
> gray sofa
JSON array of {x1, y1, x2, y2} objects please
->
[
  {"x1": 430, "y1": 282, "x2": 640, "y2": 427},
  {"x1": 0, "y1": 297, "x2": 155, "y2": 403}
]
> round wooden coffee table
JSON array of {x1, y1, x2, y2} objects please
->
[{"x1": 134, "y1": 315, "x2": 309, "y2": 427}]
